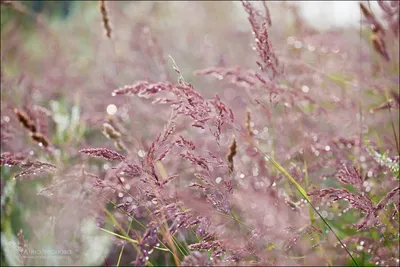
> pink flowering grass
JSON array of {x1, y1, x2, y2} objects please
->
[{"x1": 1, "y1": 1, "x2": 399, "y2": 266}]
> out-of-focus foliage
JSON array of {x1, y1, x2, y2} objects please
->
[{"x1": 1, "y1": 1, "x2": 399, "y2": 266}]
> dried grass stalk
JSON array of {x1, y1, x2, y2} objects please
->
[
  {"x1": 227, "y1": 136, "x2": 237, "y2": 173},
  {"x1": 99, "y1": 0, "x2": 112, "y2": 38}
]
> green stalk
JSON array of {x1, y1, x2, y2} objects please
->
[{"x1": 254, "y1": 144, "x2": 359, "y2": 267}]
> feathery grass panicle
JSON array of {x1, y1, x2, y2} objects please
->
[
  {"x1": 0, "y1": 152, "x2": 25, "y2": 166},
  {"x1": 99, "y1": 0, "x2": 112, "y2": 38},
  {"x1": 227, "y1": 136, "x2": 237, "y2": 174},
  {"x1": 1, "y1": 2, "x2": 399, "y2": 266},
  {"x1": 241, "y1": 0, "x2": 282, "y2": 79},
  {"x1": 103, "y1": 122, "x2": 126, "y2": 151},
  {"x1": 14, "y1": 108, "x2": 37, "y2": 133},
  {"x1": 29, "y1": 132, "x2": 50, "y2": 148},
  {"x1": 79, "y1": 148, "x2": 126, "y2": 161},
  {"x1": 246, "y1": 109, "x2": 254, "y2": 136},
  {"x1": 13, "y1": 107, "x2": 52, "y2": 148},
  {"x1": 371, "y1": 33, "x2": 390, "y2": 61},
  {"x1": 359, "y1": 2, "x2": 385, "y2": 35}
]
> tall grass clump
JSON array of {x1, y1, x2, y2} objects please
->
[{"x1": 1, "y1": 1, "x2": 399, "y2": 266}]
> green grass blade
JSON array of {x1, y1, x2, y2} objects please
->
[
  {"x1": 255, "y1": 145, "x2": 359, "y2": 267},
  {"x1": 264, "y1": 154, "x2": 310, "y2": 201}
]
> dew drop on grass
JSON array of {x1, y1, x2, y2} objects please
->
[
  {"x1": 294, "y1": 40, "x2": 302, "y2": 49},
  {"x1": 138, "y1": 150, "x2": 146, "y2": 158},
  {"x1": 301, "y1": 85, "x2": 309, "y2": 93},
  {"x1": 106, "y1": 104, "x2": 117, "y2": 115}
]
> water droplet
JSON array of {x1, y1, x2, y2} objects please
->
[
  {"x1": 118, "y1": 192, "x2": 124, "y2": 198},
  {"x1": 301, "y1": 85, "x2": 309, "y2": 93},
  {"x1": 138, "y1": 150, "x2": 146, "y2": 158},
  {"x1": 294, "y1": 41, "x2": 303, "y2": 49},
  {"x1": 106, "y1": 104, "x2": 118, "y2": 115},
  {"x1": 215, "y1": 177, "x2": 222, "y2": 184}
]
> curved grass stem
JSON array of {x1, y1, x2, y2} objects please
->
[{"x1": 253, "y1": 143, "x2": 360, "y2": 267}]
